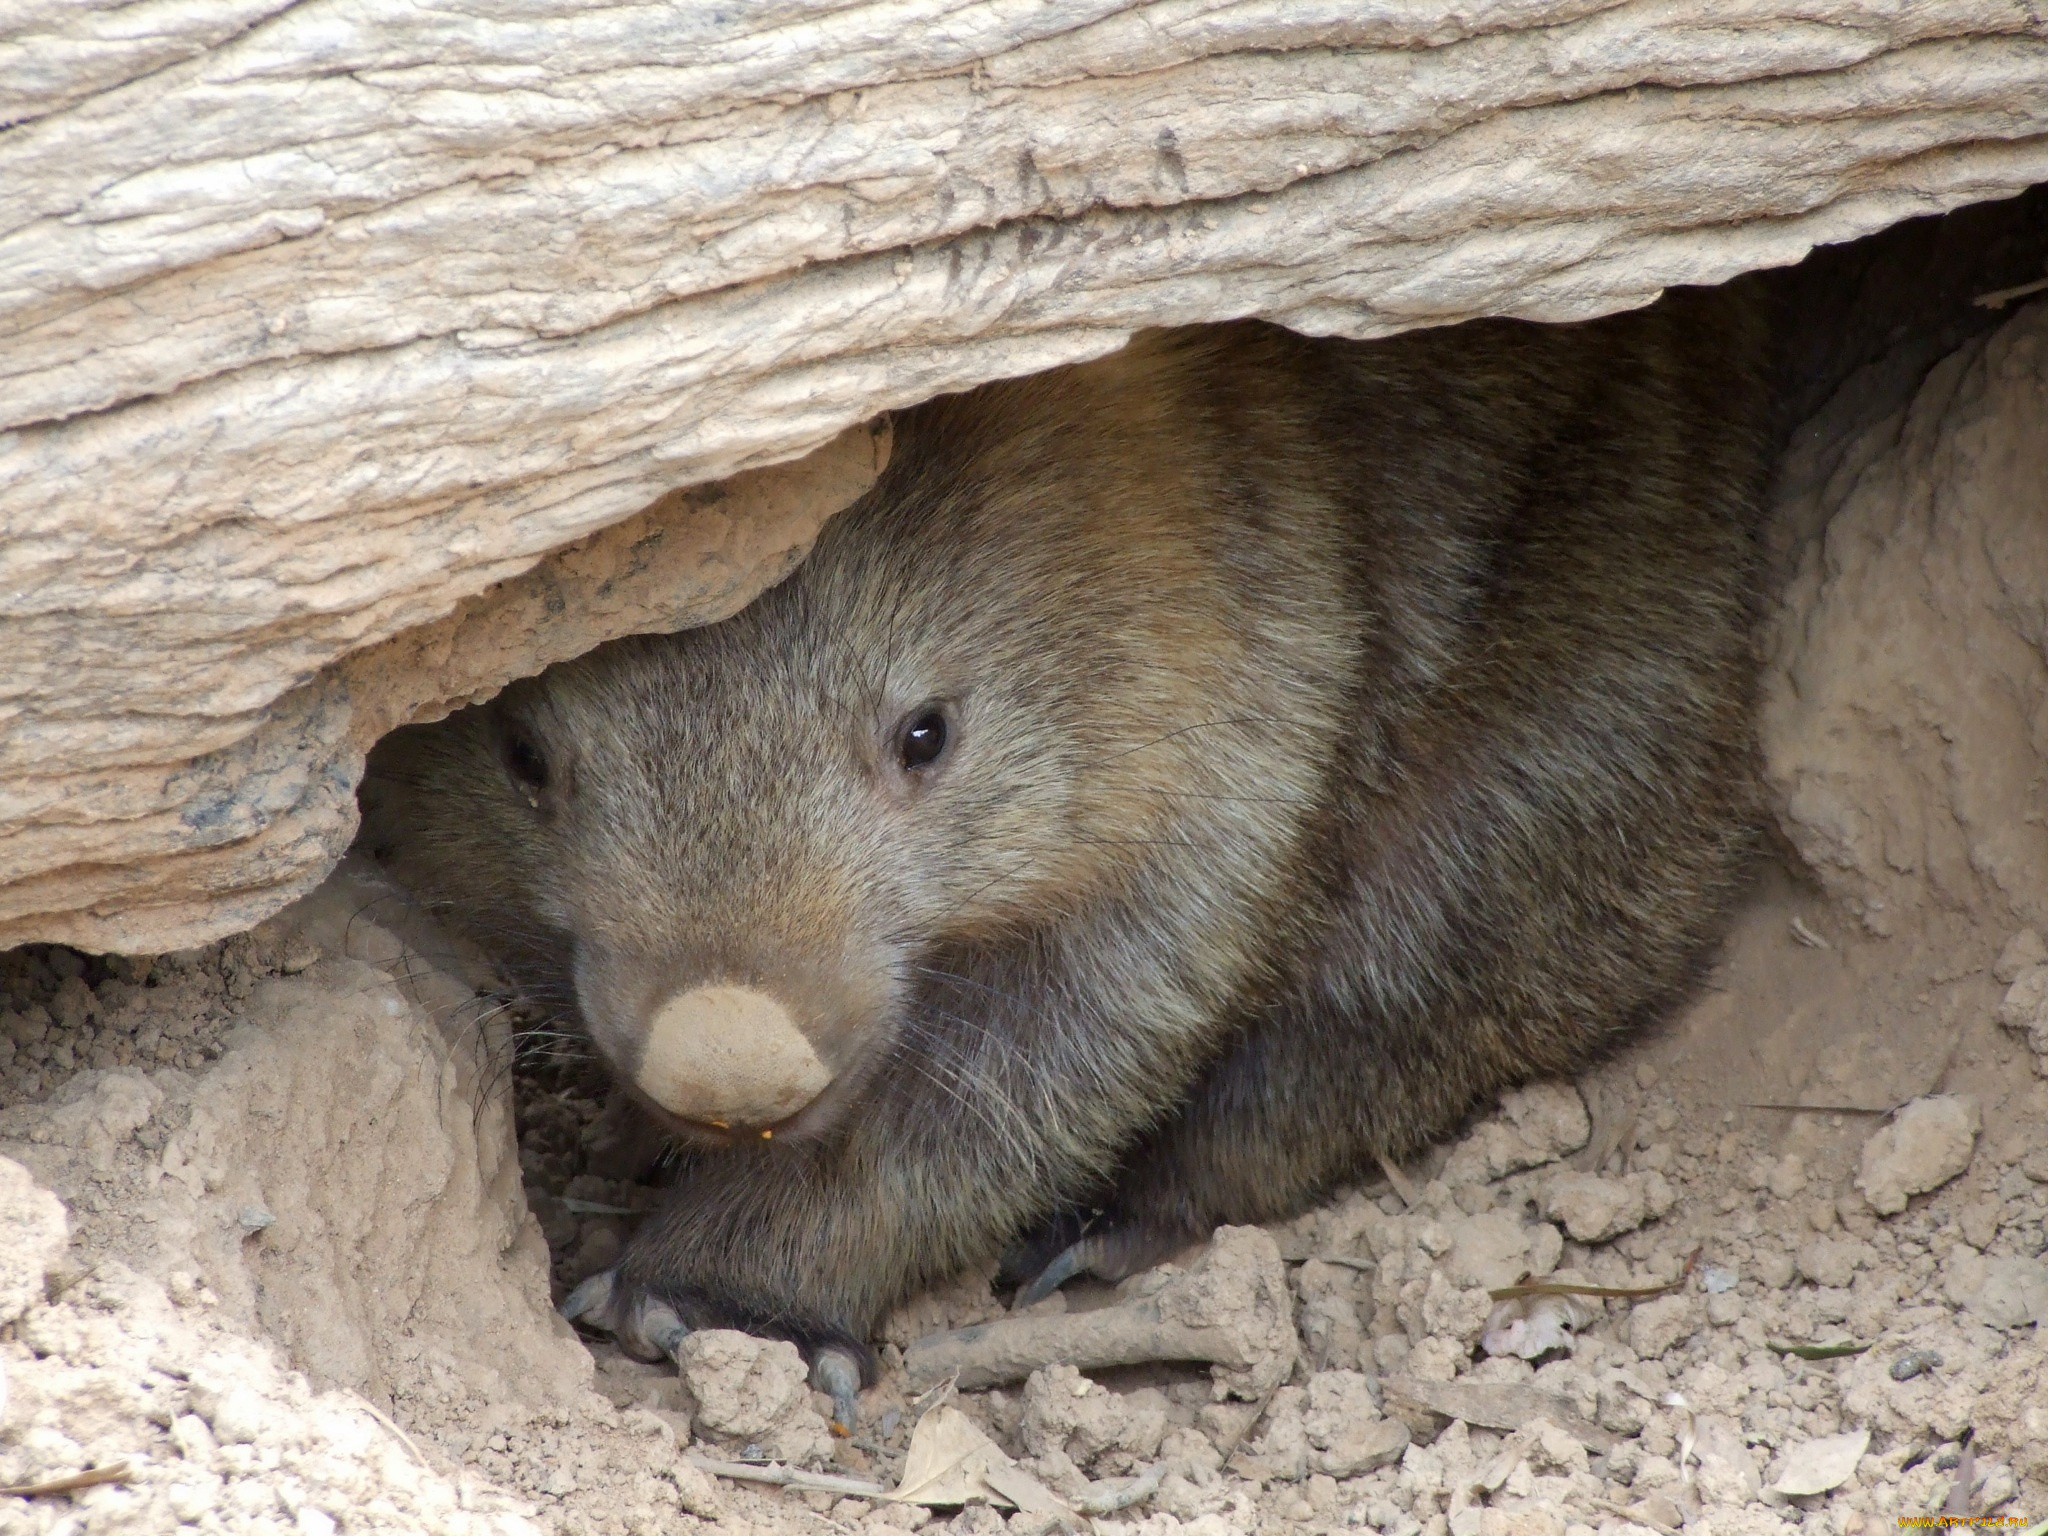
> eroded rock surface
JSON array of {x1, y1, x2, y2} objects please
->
[
  {"x1": 1762, "y1": 298, "x2": 2048, "y2": 938},
  {"x1": 0, "y1": 862, "x2": 594, "y2": 1419},
  {"x1": 0, "y1": 422, "x2": 886, "y2": 954}
]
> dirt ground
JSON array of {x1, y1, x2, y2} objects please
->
[{"x1": 4, "y1": 289, "x2": 2046, "y2": 1536}]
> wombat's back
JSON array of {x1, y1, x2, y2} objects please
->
[{"x1": 1097, "y1": 289, "x2": 1768, "y2": 1254}]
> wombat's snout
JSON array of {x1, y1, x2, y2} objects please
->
[{"x1": 635, "y1": 984, "x2": 836, "y2": 1132}]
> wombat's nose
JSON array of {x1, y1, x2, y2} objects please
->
[{"x1": 635, "y1": 984, "x2": 834, "y2": 1129}]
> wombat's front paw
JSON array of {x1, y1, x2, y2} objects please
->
[
  {"x1": 560, "y1": 1265, "x2": 691, "y2": 1361},
  {"x1": 560, "y1": 1265, "x2": 868, "y2": 1433}
]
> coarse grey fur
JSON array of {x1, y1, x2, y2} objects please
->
[{"x1": 358, "y1": 284, "x2": 1771, "y2": 1366}]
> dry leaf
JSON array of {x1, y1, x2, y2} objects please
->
[
  {"x1": 891, "y1": 1405, "x2": 1072, "y2": 1517},
  {"x1": 1771, "y1": 1429, "x2": 1869, "y2": 1497},
  {"x1": 983, "y1": 1459, "x2": 1072, "y2": 1517},
  {"x1": 895, "y1": 1407, "x2": 1009, "y2": 1507}
]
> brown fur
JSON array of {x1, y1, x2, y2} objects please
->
[{"x1": 358, "y1": 285, "x2": 1771, "y2": 1358}]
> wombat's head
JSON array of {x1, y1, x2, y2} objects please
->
[{"x1": 360, "y1": 332, "x2": 1352, "y2": 1143}]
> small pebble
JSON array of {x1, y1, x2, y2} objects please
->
[
  {"x1": 1856, "y1": 1095, "x2": 1981, "y2": 1215},
  {"x1": 1890, "y1": 1348, "x2": 1943, "y2": 1381},
  {"x1": 1753, "y1": 1250, "x2": 1796, "y2": 1289},
  {"x1": 1995, "y1": 929, "x2": 2047, "y2": 984},
  {"x1": 1766, "y1": 1153, "x2": 1809, "y2": 1201},
  {"x1": 1960, "y1": 1196, "x2": 2003, "y2": 1250}
]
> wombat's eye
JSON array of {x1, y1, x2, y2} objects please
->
[
  {"x1": 501, "y1": 728, "x2": 550, "y2": 805},
  {"x1": 897, "y1": 708, "x2": 949, "y2": 772}
]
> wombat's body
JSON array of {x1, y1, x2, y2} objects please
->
[{"x1": 360, "y1": 288, "x2": 1770, "y2": 1369}]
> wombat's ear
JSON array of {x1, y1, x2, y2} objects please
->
[
  {"x1": 490, "y1": 704, "x2": 571, "y2": 815},
  {"x1": 504, "y1": 725, "x2": 547, "y2": 797}
]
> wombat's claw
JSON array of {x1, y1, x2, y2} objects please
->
[
  {"x1": 1014, "y1": 1232, "x2": 1116, "y2": 1309},
  {"x1": 810, "y1": 1344, "x2": 862, "y2": 1436},
  {"x1": 560, "y1": 1268, "x2": 616, "y2": 1327},
  {"x1": 560, "y1": 1267, "x2": 689, "y2": 1362}
]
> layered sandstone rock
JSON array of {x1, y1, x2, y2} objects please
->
[{"x1": 4, "y1": 2, "x2": 2048, "y2": 949}]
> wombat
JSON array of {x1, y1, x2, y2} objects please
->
[{"x1": 358, "y1": 285, "x2": 1770, "y2": 1405}]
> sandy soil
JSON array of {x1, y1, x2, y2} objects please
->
[{"x1": 4, "y1": 857, "x2": 2045, "y2": 1536}]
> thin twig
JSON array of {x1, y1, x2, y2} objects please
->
[
  {"x1": 1738, "y1": 1102, "x2": 1892, "y2": 1116},
  {"x1": 0, "y1": 1462, "x2": 133, "y2": 1498},
  {"x1": 1076, "y1": 1464, "x2": 1166, "y2": 1515},
  {"x1": 1974, "y1": 275, "x2": 2048, "y2": 309},
  {"x1": 1592, "y1": 1497, "x2": 1680, "y2": 1536},
  {"x1": 1377, "y1": 1154, "x2": 1419, "y2": 1210},
  {"x1": 1214, "y1": 1380, "x2": 1285, "y2": 1465},
  {"x1": 361, "y1": 1400, "x2": 431, "y2": 1470},
  {"x1": 1489, "y1": 1247, "x2": 1699, "y2": 1303},
  {"x1": 686, "y1": 1453, "x2": 891, "y2": 1501},
  {"x1": 1788, "y1": 916, "x2": 1830, "y2": 950}
]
